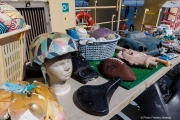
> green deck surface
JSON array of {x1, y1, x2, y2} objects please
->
[{"x1": 88, "y1": 56, "x2": 164, "y2": 90}]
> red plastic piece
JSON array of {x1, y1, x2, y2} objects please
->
[{"x1": 161, "y1": 7, "x2": 180, "y2": 30}]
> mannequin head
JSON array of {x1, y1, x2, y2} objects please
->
[
  {"x1": 45, "y1": 53, "x2": 72, "y2": 85},
  {"x1": 44, "y1": 53, "x2": 72, "y2": 96},
  {"x1": 30, "y1": 32, "x2": 78, "y2": 96}
]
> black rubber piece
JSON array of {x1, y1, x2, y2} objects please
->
[
  {"x1": 26, "y1": 64, "x2": 43, "y2": 78},
  {"x1": 72, "y1": 52, "x2": 99, "y2": 84},
  {"x1": 76, "y1": 77, "x2": 122, "y2": 116}
]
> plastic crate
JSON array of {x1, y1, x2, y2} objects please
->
[
  {"x1": 0, "y1": 25, "x2": 31, "y2": 84},
  {"x1": 78, "y1": 34, "x2": 120, "y2": 60}
]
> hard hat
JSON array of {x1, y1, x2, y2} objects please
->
[{"x1": 30, "y1": 32, "x2": 78, "y2": 65}]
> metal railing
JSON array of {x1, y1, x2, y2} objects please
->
[{"x1": 75, "y1": 0, "x2": 123, "y2": 33}]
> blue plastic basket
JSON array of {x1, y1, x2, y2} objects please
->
[{"x1": 78, "y1": 34, "x2": 120, "y2": 60}]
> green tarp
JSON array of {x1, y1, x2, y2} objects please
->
[{"x1": 88, "y1": 57, "x2": 164, "y2": 90}]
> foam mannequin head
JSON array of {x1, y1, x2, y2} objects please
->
[{"x1": 44, "y1": 53, "x2": 72, "y2": 96}]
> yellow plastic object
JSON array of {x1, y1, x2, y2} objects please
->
[
  {"x1": 145, "y1": 12, "x2": 157, "y2": 14},
  {"x1": 141, "y1": 8, "x2": 162, "y2": 30},
  {"x1": 0, "y1": 81, "x2": 64, "y2": 119},
  {"x1": 0, "y1": 25, "x2": 31, "y2": 84},
  {"x1": 45, "y1": 99, "x2": 64, "y2": 120}
]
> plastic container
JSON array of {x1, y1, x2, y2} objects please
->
[
  {"x1": 66, "y1": 27, "x2": 79, "y2": 41},
  {"x1": 78, "y1": 34, "x2": 120, "y2": 60},
  {"x1": 0, "y1": 25, "x2": 31, "y2": 84}
]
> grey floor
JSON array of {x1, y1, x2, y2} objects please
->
[{"x1": 111, "y1": 101, "x2": 144, "y2": 120}]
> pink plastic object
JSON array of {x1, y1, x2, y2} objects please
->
[{"x1": 117, "y1": 49, "x2": 158, "y2": 68}]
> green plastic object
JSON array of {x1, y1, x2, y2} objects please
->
[
  {"x1": 163, "y1": 35, "x2": 177, "y2": 40},
  {"x1": 88, "y1": 54, "x2": 164, "y2": 90}
]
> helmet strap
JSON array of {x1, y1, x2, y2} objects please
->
[{"x1": 41, "y1": 64, "x2": 49, "y2": 86}]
